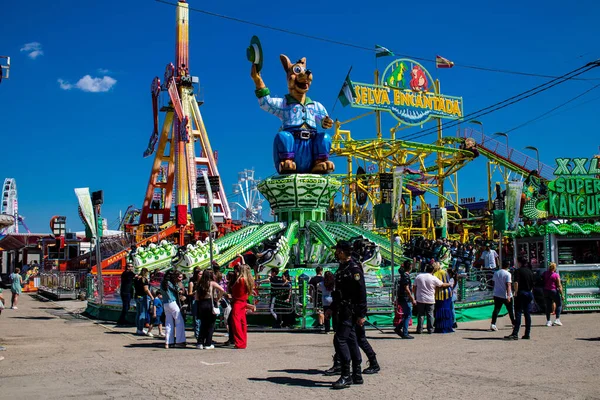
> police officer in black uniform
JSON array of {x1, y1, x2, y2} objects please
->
[
  {"x1": 351, "y1": 240, "x2": 380, "y2": 374},
  {"x1": 328, "y1": 240, "x2": 368, "y2": 390}
]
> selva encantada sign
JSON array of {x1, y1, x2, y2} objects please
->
[
  {"x1": 548, "y1": 158, "x2": 600, "y2": 218},
  {"x1": 349, "y1": 59, "x2": 463, "y2": 126}
]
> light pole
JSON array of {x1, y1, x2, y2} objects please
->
[
  {"x1": 524, "y1": 146, "x2": 540, "y2": 175},
  {"x1": 494, "y1": 132, "x2": 509, "y2": 183},
  {"x1": 91, "y1": 190, "x2": 104, "y2": 304}
]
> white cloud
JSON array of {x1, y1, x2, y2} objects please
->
[
  {"x1": 20, "y1": 42, "x2": 44, "y2": 59},
  {"x1": 97, "y1": 68, "x2": 110, "y2": 74},
  {"x1": 57, "y1": 79, "x2": 73, "y2": 90},
  {"x1": 58, "y1": 75, "x2": 117, "y2": 93}
]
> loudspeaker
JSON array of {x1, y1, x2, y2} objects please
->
[{"x1": 92, "y1": 190, "x2": 104, "y2": 206}]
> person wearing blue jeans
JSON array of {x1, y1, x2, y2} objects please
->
[
  {"x1": 505, "y1": 261, "x2": 535, "y2": 340},
  {"x1": 134, "y1": 268, "x2": 154, "y2": 336},
  {"x1": 394, "y1": 260, "x2": 416, "y2": 339}
]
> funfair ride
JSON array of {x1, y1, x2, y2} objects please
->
[
  {"x1": 90, "y1": 1, "x2": 237, "y2": 274},
  {"x1": 331, "y1": 59, "x2": 555, "y2": 243},
  {"x1": 231, "y1": 169, "x2": 264, "y2": 224},
  {"x1": 138, "y1": 0, "x2": 231, "y2": 234},
  {"x1": 1, "y1": 178, "x2": 31, "y2": 234},
  {"x1": 128, "y1": 36, "x2": 407, "y2": 275}
]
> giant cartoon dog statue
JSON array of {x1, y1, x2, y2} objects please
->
[{"x1": 248, "y1": 38, "x2": 335, "y2": 174}]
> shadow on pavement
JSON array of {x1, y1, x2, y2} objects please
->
[
  {"x1": 458, "y1": 328, "x2": 494, "y2": 332},
  {"x1": 248, "y1": 377, "x2": 331, "y2": 388},
  {"x1": 268, "y1": 369, "x2": 325, "y2": 375},
  {"x1": 463, "y1": 337, "x2": 508, "y2": 341},
  {"x1": 363, "y1": 335, "x2": 401, "y2": 340},
  {"x1": 576, "y1": 337, "x2": 600, "y2": 341},
  {"x1": 124, "y1": 342, "x2": 169, "y2": 349},
  {"x1": 10, "y1": 316, "x2": 57, "y2": 320}
]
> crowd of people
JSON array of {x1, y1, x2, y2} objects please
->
[
  {"x1": 113, "y1": 234, "x2": 566, "y2": 390},
  {"x1": 118, "y1": 262, "x2": 256, "y2": 349},
  {"x1": 402, "y1": 236, "x2": 503, "y2": 273}
]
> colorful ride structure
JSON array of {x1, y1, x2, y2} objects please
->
[
  {"x1": 126, "y1": 33, "x2": 406, "y2": 275},
  {"x1": 91, "y1": 1, "x2": 241, "y2": 274},
  {"x1": 1, "y1": 178, "x2": 31, "y2": 234},
  {"x1": 231, "y1": 169, "x2": 264, "y2": 224},
  {"x1": 330, "y1": 62, "x2": 555, "y2": 243},
  {"x1": 138, "y1": 0, "x2": 231, "y2": 231}
]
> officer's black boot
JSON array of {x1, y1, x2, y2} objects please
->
[
  {"x1": 332, "y1": 365, "x2": 353, "y2": 390},
  {"x1": 352, "y1": 363, "x2": 364, "y2": 385},
  {"x1": 362, "y1": 358, "x2": 380, "y2": 374},
  {"x1": 323, "y1": 355, "x2": 341, "y2": 376}
]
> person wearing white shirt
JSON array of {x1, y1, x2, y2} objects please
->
[
  {"x1": 480, "y1": 245, "x2": 499, "y2": 269},
  {"x1": 412, "y1": 263, "x2": 451, "y2": 334},
  {"x1": 490, "y1": 262, "x2": 515, "y2": 331}
]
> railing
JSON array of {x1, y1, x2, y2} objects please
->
[
  {"x1": 463, "y1": 127, "x2": 555, "y2": 180},
  {"x1": 85, "y1": 271, "x2": 498, "y2": 328},
  {"x1": 38, "y1": 271, "x2": 88, "y2": 299},
  {"x1": 85, "y1": 275, "x2": 123, "y2": 302}
]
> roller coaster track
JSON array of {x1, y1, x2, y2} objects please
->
[{"x1": 463, "y1": 128, "x2": 554, "y2": 180}]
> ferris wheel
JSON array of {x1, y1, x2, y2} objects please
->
[
  {"x1": 230, "y1": 169, "x2": 264, "y2": 223},
  {"x1": 1, "y1": 178, "x2": 19, "y2": 234}
]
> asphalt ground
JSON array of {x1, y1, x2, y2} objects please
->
[{"x1": 0, "y1": 294, "x2": 599, "y2": 400}]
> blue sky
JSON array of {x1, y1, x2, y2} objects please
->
[{"x1": 1, "y1": 0, "x2": 599, "y2": 233}]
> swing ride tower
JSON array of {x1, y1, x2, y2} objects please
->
[{"x1": 138, "y1": 0, "x2": 231, "y2": 238}]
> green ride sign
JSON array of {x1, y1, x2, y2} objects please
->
[{"x1": 548, "y1": 158, "x2": 600, "y2": 218}]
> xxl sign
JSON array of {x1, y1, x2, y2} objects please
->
[
  {"x1": 350, "y1": 59, "x2": 463, "y2": 126},
  {"x1": 548, "y1": 158, "x2": 600, "y2": 218}
]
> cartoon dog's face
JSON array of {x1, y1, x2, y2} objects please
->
[{"x1": 280, "y1": 54, "x2": 312, "y2": 97}]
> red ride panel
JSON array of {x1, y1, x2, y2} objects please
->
[{"x1": 176, "y1": 205, "x2": 187, "y2": 226}]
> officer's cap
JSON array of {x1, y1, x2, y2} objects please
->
[{"x1": 333, "y1": 240, "x2": 353, "y2": 253}]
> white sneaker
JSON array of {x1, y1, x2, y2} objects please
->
[
  {"x1": 145, "y1": 331, "x2": 154, "y2": 337},
  {"x1": 136, "y1": 330, "x2": 145, "y2": 335},
  {"x1": 205, "y1": 345, "x2": 214, "y2": 350},
  {"x1": 11, "y1": 306, "x2": 17, "y2": 310},
  {"x1": 196, "y1": 344, "x2": 204, "y2": 350},
  {"x1": 546, "y1": 321, "x2": 552, "y2": 327},
  {"x1": 490, "y1": 324, "x2": 498, "y2": 331},
  {"x1": 553, "y1": 319, "x2": 562, "y2": 326}
]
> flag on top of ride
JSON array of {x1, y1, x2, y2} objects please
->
[
  {"x1": 436, "y1": 55, "x2": 455, "y2": 68},
  {"x1": 337, "y1": 67, "x2": 356, "y2": 107},
  {"x1": 375, "y1": 45, "x2": 394, "y2": 58}
]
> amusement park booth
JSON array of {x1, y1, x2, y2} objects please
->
[
  {"x1": 0, "y1": 233, "x2": 48, "y2": 292},
  {"x1": 507, "y1": 157, "x2": 600, "y2": 312}
]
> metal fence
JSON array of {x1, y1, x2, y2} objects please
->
[
  {"x1": 83, "y1": 271, "x2": 498, "y2": 328},
  {"x1": 38, "y1": 271, "x2": 88, "y2": 300},
  {"x1": 85, "y1": 274, "x2": 123, "y2": 304}
]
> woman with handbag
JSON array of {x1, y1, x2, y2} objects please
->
[
  {"x1": 195, "y1": 270, "x2": 225, "y2": 350},
  {"x1": 160, "y1": 271, "x2": 187, "y2": 349}
]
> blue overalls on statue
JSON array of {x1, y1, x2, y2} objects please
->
[{"x1": 273, "y1": 127, "x2": 332, "y2": 173}]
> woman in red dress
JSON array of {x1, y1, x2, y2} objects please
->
[{"x1": 230, "y1": 265, "x2": 255, "y2": 349}]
